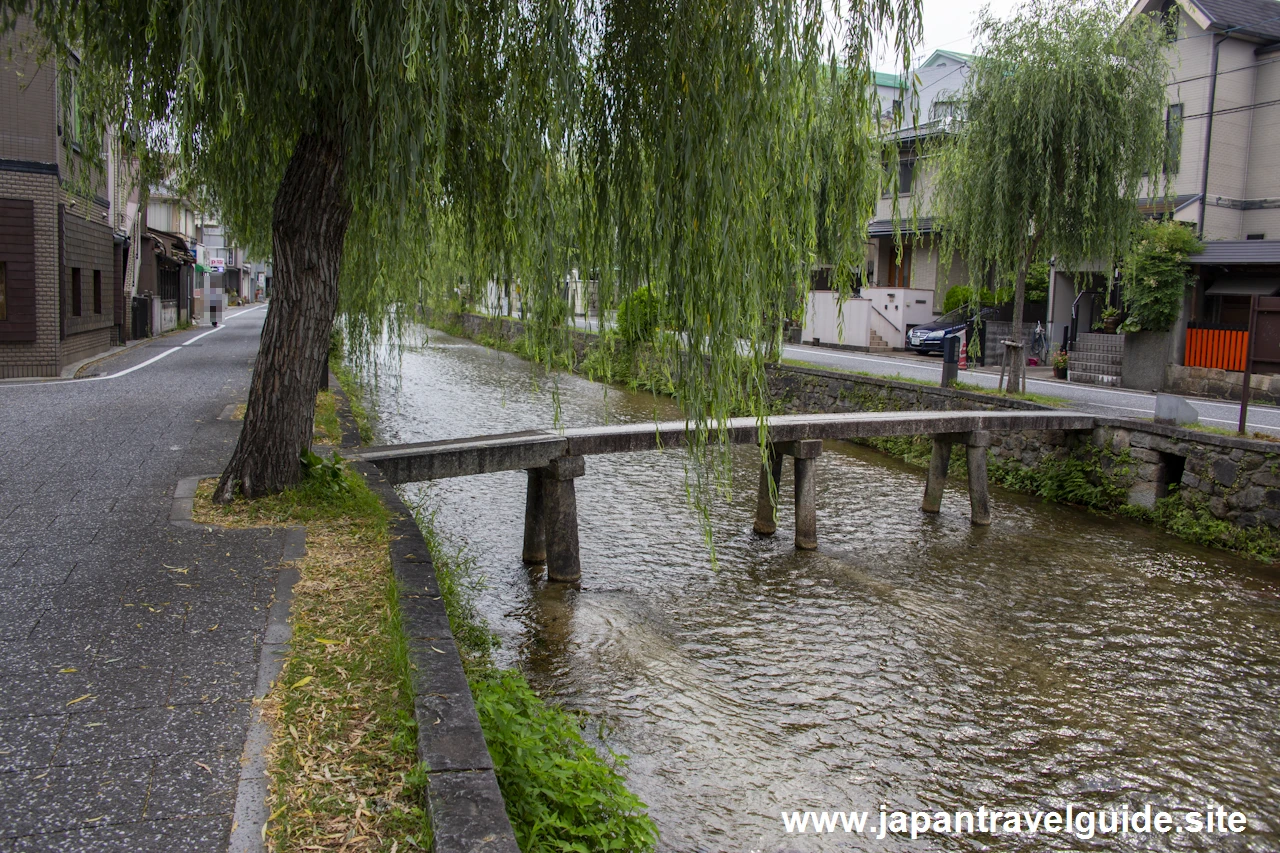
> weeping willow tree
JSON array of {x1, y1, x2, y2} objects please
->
[
  {"x1": 933, "y1": 0, "x2": 1172, "y2": 393},
  {"x1": 9, "y1": 0, "x2": 924, "y2": 498}
]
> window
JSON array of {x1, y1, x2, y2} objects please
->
[
  {"x1": 1247, "y1": 233, "x2": 1266, "y2": 240},
  {"x1": 1165, "y1": 103, "x2": 1183, "y2": 174},
  {"x1": 0, "y1": 261, "x2": 6, "y2": 322},
  {"x1": 61, "y1": 68, "x2": 82, "y2": 151},
  {"x1": 930, "y1": 99, "x2": 962, "y2": 122},
  {"x1": 71, "y1": 268, "x2": 82, "y2": 316},
  {"x1": 881, "y1": 154, "x2": 916, "y2": 197},
  {"x1": 897, "y1": 156, "x2": 915, "y2": 195},
  {"x1": 93, "y1": 269, "x2": 102, "y2": 314}
]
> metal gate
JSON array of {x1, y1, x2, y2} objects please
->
[{"x1": 131, "y1": 295, "x2": 151, "y2": 340}]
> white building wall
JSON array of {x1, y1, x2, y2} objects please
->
[
  {"x1": 803, "y1": 292, "x2": 871, "y2": 348},
  {"x1": 1166, "y1": 11, "x2": 1213, "y2": 202}
]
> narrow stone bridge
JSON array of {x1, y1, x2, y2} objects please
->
[{"x1": 354, "y1": 410, "x2": 1097, "y2": 582}]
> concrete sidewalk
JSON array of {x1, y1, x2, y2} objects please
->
[{"x1": 0, "y1": 307, "x2": 294, "y2": 851}]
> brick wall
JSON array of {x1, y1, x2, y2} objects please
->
[
  {"x1": 59, "y1": 326, "x2": 111, "y2": 368},
  {"x1": 0, "y1": 171, "x2": 59, "y2": 378},
  {"x1": 60, "y1": 202, "x2": 116, "y2": 357}
]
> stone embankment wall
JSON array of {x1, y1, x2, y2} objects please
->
[
  {"x1": 1097, "y1": 423, "x2": 1280, "y2": 526},
  {"x1": 767, "y1": 363, "x2": 1047, "y2": 415},
  {"x1": 769, "y1": 363, "x2": 1280, "y2": 532},
  {"x1": 1165, "y1": 363, "x2": 1280, "y2": 407},
  {"x1": 434, "y1": 311, "x2": 1280, "y2": 536}
]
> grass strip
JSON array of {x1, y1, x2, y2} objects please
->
[
  {"x1": 330, "y1": 358, "x2": 376, "y2": 444},
  {"x1": 193, "y1": 403, "x2": 429, "y2": 852},
  {"x1": 312, "y1": 390, "x2": 342, "y2": 446},
  {"x1": 331, "y1": 355, "x2": 657, "y2": 849}
]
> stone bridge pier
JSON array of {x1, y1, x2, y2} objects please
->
[
  {"x1": 522, "y1": 456, "x2": 586, "y2": 583},
  {"x1": 752, "y1": 439, "x2": 823, "y2": 550},
  {"x1": 920, "y1": 430, "x2": 991, "y2": 525}
]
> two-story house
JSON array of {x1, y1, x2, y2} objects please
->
[
  {"x1": 0, "y1": 19, "x2": 122, "y2": 378},
  {"x1": 803, "y1": 49, "x2": 975, "y2": 352},
  {"x1": 1123, "y1": 0, "x2": 1280, "y2": 394}
]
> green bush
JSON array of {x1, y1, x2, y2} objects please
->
[
  {"x1": 1119, "y1": 220, "x2": 1202, "y2": 333},
  {"x1": 300, "y1": 449, "x2": 350, "y2": 495},
  {"x1": 988, "y1": 449, "x2": 1129, "y2": 512},
  {"x1": 1025, "y1": 261, "x2": 1050, "y2": 303},
  {"x1": 473, "y1": 671, "x2": 658, "y2": 853},
  {"x1": 941, "y1": 283, "x2": 1015, "y2": 314},
  {"x1": 1141, "y1": 492, "x2": 1280, "y2": 562},
  {"x1": 616, "y1": 286, "x2": 660, "y2": 344}
]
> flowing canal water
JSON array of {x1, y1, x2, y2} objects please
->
[{"x1": 370, "y1": 329, "x2": 1280, "y2": 852}]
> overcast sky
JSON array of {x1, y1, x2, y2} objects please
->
[{"x1": 870, "y1": 0, "x2": 1024, "y2": 72}]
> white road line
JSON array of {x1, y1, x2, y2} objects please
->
[{"x1": 0, "y1": 303, "x2": 267, "y2": 389}]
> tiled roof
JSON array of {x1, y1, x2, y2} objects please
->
[
  {"x1": 1193, "y1": 0, "x2": 1280, "y2": 41},
  {"x1": 1190, "y1": 239, "x2": 1280, "y2": 264}
]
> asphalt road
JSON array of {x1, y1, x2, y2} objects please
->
[
  {"x1": 782, "y1": 343, "x2": 1280, "y2": 436},
  {"x1": 0, "y1": 304, "x2": 289, "y2": 851}
]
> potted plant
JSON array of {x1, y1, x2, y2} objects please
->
[
  {"x1": 1096, "y1": 306, "x2": 1121, "y2": 334},
  {"x1": 1051, "y1": 347, "x2": 1069, "y2": 379}
]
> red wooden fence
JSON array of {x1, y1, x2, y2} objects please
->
[{"x1": 1184, "y1": 327, "x2": 1249, "y2": 371}]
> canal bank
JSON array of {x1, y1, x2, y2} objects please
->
[
  {"x1": 327, "y1": 362, "x2": 658, "y2": 853},
  {"x1": 369, "y1": 322, "x2": 1280, "y2": 851},
  {"x1": 436, "y1": 310, "x2": 1280, "y2": 564}
]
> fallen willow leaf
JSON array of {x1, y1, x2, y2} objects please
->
[
  {"x1": 291, "y1": 676, "x2": 313, "y2": 688},
  {"x1": 66, "y1": 694, "x2": 94, "y2": 707}
]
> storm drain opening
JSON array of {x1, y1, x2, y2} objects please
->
[{"x1": 1156, "y1": 452, "x2": 1186, "y2": 500}]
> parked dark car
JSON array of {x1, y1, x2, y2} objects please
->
[{"x1": 906, "y1": 305, "x2": 999, "y2": 355}]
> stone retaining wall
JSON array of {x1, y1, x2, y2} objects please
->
[
  {"x1": 1165, "y1": 363, "x2": 1280, "y2": 407},
  {"x1": 770, "y1": 360, "x2": 1280, "y2": 532},
  {"x1": 766, "y1": 363, "x2": 1047, "y2": 415}
]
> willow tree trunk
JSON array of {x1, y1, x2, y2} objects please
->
[{"x1": 215, "y1": 133, "x2": 351, "y2": 502}]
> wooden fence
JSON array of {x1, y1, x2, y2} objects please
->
[{"x1": 1184, "y1": 327, "x2": 1249, "y2": 371}]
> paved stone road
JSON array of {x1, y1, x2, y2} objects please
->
[{"x1": 0, "y1": 307, "x2": 291, "y2": 851}]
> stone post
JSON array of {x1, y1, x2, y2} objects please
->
[
  {"x1": 542, "y1": 455, "x2": 585, "y2": 583},
  {"x1": 921, "y1": 436, "x2": 953, "y2": 514},
  {"x1": 790, "y1": 439, "x2": 822, "y2": 551},
  {"x1": 752, "y1": 445, "x2": 784, "y2": 536},
  {"x1": 965, "y1": 431, "x2": 991, "y2": 526},
  {"x1": 521, "y1": 468, "x2": 546, "y2": 564}
]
